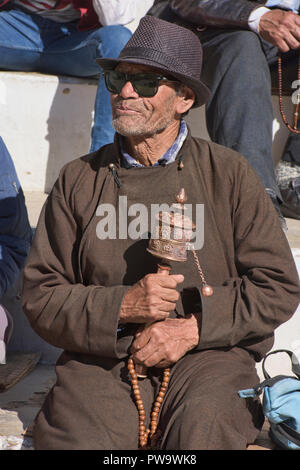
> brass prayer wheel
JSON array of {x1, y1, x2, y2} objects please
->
[
  {"x1": 129, "y1": 188, "x2": 213, "y2": 447},
  {"x1": 135, "y1": 188, "x2": 196, "y2": 379},
  {"x1": 134, "y1": 188, "x2": 213, "y2": 378},
  {"x1": 147, "y1": 188, "x2": 196, "y2": 262}
]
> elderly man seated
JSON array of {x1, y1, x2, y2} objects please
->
[{"x1": 22, "y1": 16, "x2": 300, "y2": 450}]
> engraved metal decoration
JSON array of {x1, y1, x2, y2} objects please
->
[{"x1": 147, "y1": 187, "x2": 195, "y2": 262}]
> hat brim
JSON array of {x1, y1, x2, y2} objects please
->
[{"x1": 96, "y1": 57, "x2": 211, "y2": 108}]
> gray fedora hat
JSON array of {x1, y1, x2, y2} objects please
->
[{"x1": 96, "y1": 15, "x2": 211, "y2": 108}]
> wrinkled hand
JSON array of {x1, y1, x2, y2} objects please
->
[
  {"x1": 259, "y1": 9, "x2": 300, "y2": 52},
  {"x1": 130, "y1": 315, "x2": 200, "y2": 369},
  {"x1": 119, "y1": 273, "x2": 184, "y2": 324}
]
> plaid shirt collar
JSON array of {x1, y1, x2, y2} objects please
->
[{"x1": 118, "y1": 119, "x2": 188, "y2": 168}]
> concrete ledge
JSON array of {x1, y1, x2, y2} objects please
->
[
  {"x1": 0, "y1": 70, "x2": 296, "y2": 193},
  {"x1": 0, "y1": 71, "x2": 98, "y2": 193}
]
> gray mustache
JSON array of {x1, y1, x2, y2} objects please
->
[{"x1": 112, "y1": 99, "x2": 146, "y2": 113}]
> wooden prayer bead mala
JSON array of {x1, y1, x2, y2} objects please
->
[
  {"x1": 128, "y1": 357, "x2": 171, "y2": 449},
  {"x1": 278, "y1": 52, "x2": 300, "y2": 134}
]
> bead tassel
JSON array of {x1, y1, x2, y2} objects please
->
[
  {"x1": 128, "y1": 357, "x2": 170, "y2": 449},
  {"x1": 278, "y1": 52, "x2": 300, "y2": 134}
]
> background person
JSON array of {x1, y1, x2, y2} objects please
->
[
  {"x1": 0, "y1": 137, "x2": 32, "y2": 364},
  {"x1": 0, "y1": 0, "x2": 154, "y2": 151},
  {"x1": 150, "y1": 0, "x2": 300, "y2": 226}
]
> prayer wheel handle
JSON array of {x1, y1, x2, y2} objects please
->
[{"x1": 134, "y1": 261, "x2": 171, "y2": 379}]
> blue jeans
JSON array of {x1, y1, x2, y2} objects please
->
[
  {"x1": 0, "y1": 136, "x2": 32, "y2": 298},
  {"x1": 0, "y1": 9, "x2": 132, "y2": 151},
  {"x1": 199, "y1": 29, "x2": 283, "y2": 201}
]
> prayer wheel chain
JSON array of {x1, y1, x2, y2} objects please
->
[
  {"x1": 191, "y1": 249, "x2": 214, "y2": 297},
  {"x1": 128, "y1": 357, "x2": 171, "y2": 449},
  {"x1": 278, "y1": 52, "x2": 300, "y2": 134}
]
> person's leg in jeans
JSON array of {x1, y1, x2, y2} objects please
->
[
  {"x1": 88, "y1": 26, "x2": 132, "y2": 152},
  {"x1": 37, "y1": 23, "x2": 132, "y2": 152},
  {"x1": 199, "y1": 29, "x2": 289, "y2": 229},
  {"x1": 0, "y1": 9, "x2": 44, "y2": 70},
  {"x1": 200, "y1": 29, "x2": 280, "y2": 199},
  {"x1": 0, "y1": 9, "x2": 132, "y2": 151},
  {"x1": 199, "y1": 26, "x2": 300, "y2": 222}
]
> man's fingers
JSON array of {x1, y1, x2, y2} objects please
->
[
  {"x1": 281, "y1": 31, "x2": 300, "y2": 50},
  {"x1": 277, "y1": 37, "x2": 294, "y2": 53},
  {"x1": 259, "y1": 9, "x2": 300, "y2": 51},
  {"x1": 134, "y1": 350, "x2": 170, "y2": 369},
  {"x1": 145, "y1": 273, "x2": 184, "y2": 288},
  {"x1": 131, "y1": 326, "x2": 152, "y2": 353},
  {"x1": 157, "y1": 300, "x2": 177, "y2": 312},
  {"x1": 154, "y1": 286, "x2": 180, "y2": 302},
  {"x1": 160, "y1": 274, "x2": 184, "y2": 287},
  {"x1": 131, "y1": 336, "x2": 168, "y2": 367},
  {"x1": 119, "y1": 273, "x2": 184, "y2": 323},
  {"x1": 143, "y1": 273, "x2": 183, "y2": 304}
]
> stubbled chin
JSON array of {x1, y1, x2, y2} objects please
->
[{"x1": 112, "y1": 116, "x2": 149, "y2": 136}]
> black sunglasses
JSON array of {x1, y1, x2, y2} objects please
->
[{"x1": 103, "y1": 70, "x2": 178, "y2": 97}]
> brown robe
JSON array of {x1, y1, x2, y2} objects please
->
[{"x1": 22, "y1": 132, "x2": 300, "y2": 449}]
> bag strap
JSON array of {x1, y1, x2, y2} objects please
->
[
  {"x1": 238, "y1": 374, "x2": 292, "y2": 398},
  {"x1": 262, "y1": 349, "x2": 300, "y2": 380},
  {"x1": 238, "y1": 349, "x2": 300, "y2": 399},
  {"x1": 272, "y1": 423, "x2": 300, "y2": 448}
]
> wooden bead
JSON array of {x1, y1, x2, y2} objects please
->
[{"x1": 201, "y1": 284, "x2": 214, "y2": 296}]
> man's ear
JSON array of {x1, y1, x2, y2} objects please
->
[{"x1": 176, "y1": 87, "x2": 195, "y2": 114}]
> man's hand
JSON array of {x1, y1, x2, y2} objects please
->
[
  {"x1": 259, "y1": 9, "x2": 300, "y2": 52},
  {"x1": 130, "y1": 315, "x2": 200, "y2": 369},
  {"x1": 119, "y1": 273, "x2": 184, "y2": 324}
]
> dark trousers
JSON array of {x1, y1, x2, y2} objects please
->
[
  {"x1": 199, "y1": 29, "x2": 300, "y2": 202},
  {"x1": 33, "y1": 347, "x2": 263, "y2": 450}
]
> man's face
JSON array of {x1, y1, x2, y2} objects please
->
[{"x1": 110, "y1": 63, "x2": 190, "y2": 138}]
